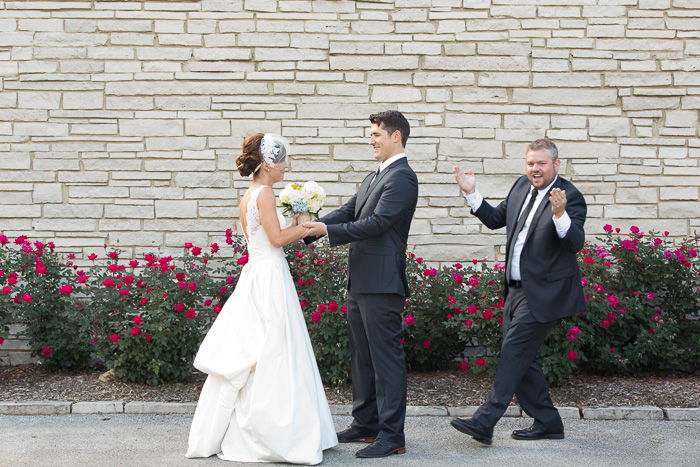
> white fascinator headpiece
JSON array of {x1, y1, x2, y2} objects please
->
[{"x1": 250, "y1": 133, "x2": 290, "y2": 178}]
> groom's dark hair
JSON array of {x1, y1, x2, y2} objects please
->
[{"x1": 369, "y1": 110, "x2": 410, "y2": 148}]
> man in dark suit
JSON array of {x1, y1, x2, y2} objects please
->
[
  {"x1": 304, "y1": 110, "x2": 418, "y2": 458},
  {"x1": 450, "y1": 138, "x2": 586, "y2": 445}
]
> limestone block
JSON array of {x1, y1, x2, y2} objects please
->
[
  {"x1": 255, "y1": 48, "x2": 325, "y2": 61},
  {"x1": 453, "y1": 88, "x2": 507, "y2": 103},
  {"x1": 504, "y1": 115, "x2": 550, "y2": 129},
  {"x1": 98, "y1": 20, "x2": 152, "y2": 32},
  {"x1": 68, "y1": 186, "x2": 129, "y2": 198},
  {"x1": 238, "y1": 33, "x2": 290, "y2": 47},
  {"x1": 32, "y1": 218, "x2": 97, "y2": 232},
  {"x1": 572, "y1": 59, "x2": 618, "y2": 71},
  {"x1": 17, "y1": 91, "x2": 62, "y2": 109},
  {"x1": 137, "y1": 47, "x2": 192, "y2": 61},
  {"x1": 659, "y1": 201, "x2": 700, "y2": 217},
  {"x1": 583, "y1": 6, "x2": 627, "y2": 17},
  {"x1": 104, "y1": 204, "x2": 154, "y2": 219},
  {"x1": 664, "y1": 408, "x2": 700, "y2": 421},
  {"x1": 444, "y1": 113, "x2": 500, "y2": 129},
  {"x1": 145, "y1": 160, "x2": 215, "y2": 172},
  {"x1": 571, "y1": 164, "x2": 618, "y2": 176},
  {"x1": 0, "y1": 154, "x2": 30, "y2": 170},
  {"x1": 185, "y1": 119, "x2": 230, "y2": 136},
  {"x1": 605, "y1": 72, "x2": 672, "y2": 87},
  {"x1": 414, "y1": 72, "x2": 475, "y2": 87},
  {"x1": 175, "y1": 172, "x2": 230, "y2": 188},
  {"x1": 330, "y1": 55, "x2": 418, "y2": 70},
  {"x1": 665, "y1": 110, "x2": 698, "y2": 127},
  {"x1": 424, "y1": 56, "x2": 528, "y2": 71},
  {"x1": 120, "y1": 119, "x2": 183, "y2": 137},
  {"x1": 63, "y1": 91, "x2": 103, "y2": 110},
  {"x1": 34, "y1": 32, "x2": 109, "y2": 47},
  {"x1": 371, "y1": 86, "x2": 421, "y2": 102},
  {"x1": 438, "y1": 139, "x2": 503, "y2": 157},
  {"x1": 589, "y1": 117, "x2": 631, "y2": 137},
  {"x1": 478, "y1": 72, "x2": 529, "y2": 87},
  {"x1": 582, "y1": 406, "x2": 663, "y2": 420},
  {"x1": 108, "y1": 231, "x2": 163, "y2": 247},
  {"x1": 587, "y1": 25, "x2": 625, "y2": 38},
  {"x1": 598, "y1": 39, "x2": 682, "y2": 51},
  {"x1": 615, "y1": 187, "x2": 657, "y2": 203},
  {"x1": 513, "y1": 89, "x2": 617, "y2": 106},
  {"x1": 604, "y1": 205, "x2": 658, "y2": 218},
  {"x1": 533, "y1": 73, "x2": 601, "y2": 87},
  {"x1": 659, "y1": 186, "x2": 698, "y2": 200},
  {"x1": 14, "y1": 123, "x2": 69, "y2": 137}
]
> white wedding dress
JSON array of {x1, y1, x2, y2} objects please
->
[{"x1": 186, "y1": 185, "x2": 337, "y2": 464}]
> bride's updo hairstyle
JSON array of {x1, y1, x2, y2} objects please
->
[
  {"x1": 236, "y1": 133, "x2": 290, "y2": 178},
  {"x1": 236, "y1": 133, "x2": 265, "y2": 177}
]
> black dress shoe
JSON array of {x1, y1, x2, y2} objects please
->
[
  {"x1": 511, "y1": 425, "x2": 565, "y2": 440},
  {"x1": 355, "y1": 439, "x2": 406, "y2": 458},
  {"x1": 450, "y1": 418, "x2": 493, "y2": 445},
  {"x1": 336, "y1": 426, "x2": 378, "y2": 443}
]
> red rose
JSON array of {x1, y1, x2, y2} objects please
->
[
  {"x1": 109, "y1": 333, "x2": 120, "y2": 343},
  {"x1": 35, "y1": 263, "x2": 47, "y2": 274},
  {"x1": 567, "y1": 350, "x2": 578, "y2": 361},
  {"x1": 404, "y1": 315, "x2": 415, "y2": 326},
  {"x1": 8, "y1": 276, "x2": 17, "y2": 285},
  {"x1": 460, "y1": 361, "x2": 470, "y2": 371},
  {"x1": 464, "y1": 319, "x2": 473, "y2": 327},
  {"x1": 236, "y1": 255, "x2": 249, "y2": 265},
  {"x1": 183, "y1": 242, "x2": 193, "y2": 249},
  {"x1": 103, "y1": 278, "x2": 115, "y2": 287},
  {"x1": 423, "y1": 339, "x2": 431, "y2": 349},
  {"x1": 467, "y1": 305, "x2": 478, "y2": 314},
  {"x1": 317, "y1": 303, "x2": 327, "y2": 313},
  {"x1": 22, "y1": 293, "x2": 33, "y2": 303},
  {"x1": 140, "y1": 298, "x2": 148, "y2": 305},
  {"x1": 175, "y1": 303, "x2": 185, "y2": 313},
  {"x1": 129, "y1": 260, "x2": 139, "y2": 268},
  {"x1": 1, "y1": 286, "x2": 11, "y2": 294},
  {"x1": 0, "y1": 336, "x2": 4, "y2": 345},
  {"x1": 88, "y1": 253, "x2": 98, "y2": 260},
  {"x1": 603, "y1": 224, "x2": 613, "y2": 233},
  {"x1": 130, "y1": 327, "x2": 142, "y2": 337},
  {"x1": 14, "y1": 235, "x2": 28, "y2": 244},
  {"x1": 41, "y1": 346, "x2": 51, "y2": 356},
  {"x1": 132, "y1": 315, "x2": 143, "y2": 326},
  {"x1": 328, "y1": 301, "x2": 339, "y2": 312},
  {"x1": 601, "y1": 320, "x2": 611, "y2": 328},
  {"x1": 188, "y1": 282, "x2": 198, "y2": 292},
  {"x1": 310, "y1": 311, "x2": 321, "y2": 323},
  {"x1": 218, "y1": 286, "x2": 228, "y2": 295},
  {"x1": 191, "y1": 247, "x2": 202, "y2": 256},
  {"x1": 59, "y1": 285, "x2": 73, "y2": 295},
  {"x1": 584, "y1": 255, "x2": 594, "y2": 264},
  {"x1": 119, "y1": 289, "x2": 130, "y2": 296},
  {"x1": 213, "y1": 304, "x2": 222, "y2": 314},
  {"x1": 210, "y1": 243, "x2": 220, "y2": 253},
  {"x1": 178, "y1": 281, "x2": 187, "y2": 289},
  {"x1": 145, "y1": 334, "x2": 152, "y2": 343},
  {"x1": 630, "y1": 226, "x2": 640, "y2": 234},
  {"x1": 123, "y1": 275, "x2": 135, "y2": 285},
  {"x1": 185, "y1": 308, "x2": 197, "y2": 319},
  {"x1": 299, "y1": 299, "x2": 307, "y2": 308},
  {"x1": 476, "y1": 357, "x2": 486, "y2": 367},
  {"x1": 452, "y1": 273, "x2": 463, "y2": 284},
  {"x1": 108, "y1": 251, "x2": 119, "y2": 259},
  {"x1": 482, "y1": 310, "x2": 493, "y2": 320},
  {"x1": 175, "y1": 272, "x2": 186, "y2": 281},
  {"x1": 0, "y1": 234, "x2": 8, "y2": 244},
  {"x1": 77, "y1": 275, "x2": 89, "y2": 284},
  {"x1": 226, "y1": 276, "x2": 235, "y2": 284}
]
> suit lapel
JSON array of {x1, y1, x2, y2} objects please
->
[
  {"x1": 354, "y1": 158, "x2": 406, "y2": 217},
  {"x1": 506, "y1": 180, "x2": 531, "y2": 248}
]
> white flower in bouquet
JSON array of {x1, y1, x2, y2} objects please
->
[
  {"x1": 301, "y1": 180, "x2": 326, "y2": 215},
  {"x1": 278, "y1": 181, "x2": 325, "y2": 218}
]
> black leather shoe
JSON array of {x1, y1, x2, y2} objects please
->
[
  {"x1": 355, "y1": 439, "x2": 406, "y2": 458},
  {"x1": 450, "y1": 418, "x2": 493, "y2": 445},
  {"x1": 336, "y1": 426, "x2": 378, "y2": 443},
  {"x1": 511, "y1": 425, "x2": 565, "y2": 440}
]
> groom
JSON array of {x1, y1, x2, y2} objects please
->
[{"x1": 304, "y1": 110, "x2": 418, "y2": 458}]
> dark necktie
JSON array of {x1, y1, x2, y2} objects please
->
[
  {"x1": 370, "y1": 167, "x2": 380, "y2": 184},
  {"x1": 506, "y1": 187, "x2": 538, "y2": 280}
]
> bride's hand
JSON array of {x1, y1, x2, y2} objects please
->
[
  {"x1": 289, "y1": 213, "x2": 300, "y2": 226},
  {"x1": 302, "y1": 221, "x2": 327, "y2": 237}
]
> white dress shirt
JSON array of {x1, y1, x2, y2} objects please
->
[
  {"x1": 465, "y1": 176, "x2": 571, "y2": 281},
  {"x1": 373, "y1": 153, "x2": 406, "y2": 181}
]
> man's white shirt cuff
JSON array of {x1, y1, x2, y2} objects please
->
[
  {"x1": 553, "y1": 211, "x2": 571, "y2": 238},
  {"x1": 464, "y1": 190, "x2": 483, "y2": 211}
]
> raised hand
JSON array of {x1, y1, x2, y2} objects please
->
[
  {"x1": 453, "y1": 166, "x2": 476, "y2": 194},
  {"x1": 549, "y1": 188, "x2": 567, "y2": 218},
  {"x1": 302, "y1": 221, "x2": 327, "y2": 237}
]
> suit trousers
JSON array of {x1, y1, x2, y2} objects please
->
[
  {"x1": 472, "y1": 287, "x2": 564, "y2": 432},
  {"x1": 346, "y1": 291, "x2": 407, "y2": 445}
]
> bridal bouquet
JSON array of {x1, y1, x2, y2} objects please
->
[{"x1": 278, "y1": 181, "x2": 326, "y2": 220}]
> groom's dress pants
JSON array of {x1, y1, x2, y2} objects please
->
[
  {"x1": 472, "y1": 286, "x2": 564, "y2": 432},
  {"x1": 346, "y1": 291, "x2": 407, "y2": 446}
]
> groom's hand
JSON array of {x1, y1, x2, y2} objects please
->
[{"x1": 302, "y1": 221, "x2": 327, "y2": 237}]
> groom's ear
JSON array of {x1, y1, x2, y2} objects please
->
[{"x1": 392, "y1": 130, "x2": 402, "y2": 145}]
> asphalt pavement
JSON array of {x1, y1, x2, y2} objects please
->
[{"x1": 1, "y1": 414, "x2": 698, "y2": 467}]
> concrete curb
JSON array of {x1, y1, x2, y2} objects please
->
[{"x1": 1, "y1": 401, "x2": 698, "y2": 420}]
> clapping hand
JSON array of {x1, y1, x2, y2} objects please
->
[
  {"x1": 453, "y1": 166, "x2": 476, "y2": 195},
  {"x1": 549, "y1": 188, "x2": 567, "y2": 218},
  {"x1": 302, "y1": 221, "x2": 328, "y2": 237}
]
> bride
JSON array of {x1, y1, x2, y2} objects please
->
[{"x1": 186, "y1": 133, "x2": 338, "y2": 464}]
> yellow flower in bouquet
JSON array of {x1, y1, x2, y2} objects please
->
[{"x1": 278, "y1": 181, "x2": 326, "y2": 218}]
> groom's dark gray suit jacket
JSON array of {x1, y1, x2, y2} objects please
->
[
  {"x1": 318, "y1": 157, "x2": 418, "y2": 296},
  {"x1": 474, "y1": 175, "x2": 586, "y2": 323}
]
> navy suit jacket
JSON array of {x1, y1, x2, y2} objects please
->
[
  {"x1": 473, "y1": 175, "x2": 587, "y2": 323},
  {"x1": 313, "y1": 157, "x2": 418, "y2": 297}
]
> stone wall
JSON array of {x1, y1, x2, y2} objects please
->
[{"x1": 0, "y1": 0, "x2": 698, "y2": 265}]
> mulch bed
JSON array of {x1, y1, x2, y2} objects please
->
[{"x1": 2, "y1": 365, "x2": 698, "y2": 408}]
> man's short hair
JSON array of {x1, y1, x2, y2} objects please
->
[
  {"x1": 369, "y1": 110, "x2": 410, "y2": 148},
  {"x1": 527, "y1": 138, "x2": 559, "y2": 161}
]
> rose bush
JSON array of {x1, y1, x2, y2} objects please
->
[
  {"x1": 576, "y1": 226, "x2": 699, "y2": 376},
  {"x1": 87, "y1": 234, "x2": 247, "y2": 385},
  {"x1": 2, "y1": 225, "x2": 696, "y2": 386},
  {"x1": 0, "y1": 235, "x2": 91, "y2": 369}
]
